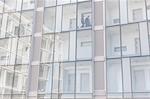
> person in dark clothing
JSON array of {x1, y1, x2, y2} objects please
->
[
  {"x1": 85, "y1": 16, "x2": 91, "y2": 27},
  {"x1": 81, "y1": 15, "x2": 85, "y2": 27}
]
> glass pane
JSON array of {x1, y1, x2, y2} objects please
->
[
  {"x1": 16, "y1": 0, "x2": 22, "y2": 11},
  {"x1": 78, "y1": 2, "x2": 92, "y2": 29},
  {"x1": 2, "y1": 66, "x2": 14, "y2": 99},
  {"x1": 54, "y1": 32, "x2": 69, "y2": 62},
  {"x1": 22, "y1": 0, "x2": 35, "y2": 10},
  {"x1": 139, "y1": 22, "x2": 149, "y2": 55},
  {"x1": 0, "y1": 0, "x2": 4, "y2": 13},
  {"x1": 122, "y1": 58, "x2": 132, "y2": 98},
  {"x1": 76, "y1": 61, "x2": 92, "y2": 93},
  {"x1": 4, "y1": 0, "x2": 16, "y2": 12},
  {"x1": 52, "y1": 63, "x2": 60, "y2": 95},
  {"x1": 1, "y1": 14, "x2": 9, "y2": 38},
  {"x1": 43, "y1": 7, "x2": 56, "y2": 33},
  {"x1": 121, "y1": 24, "x2": 140, "y2": 56},
  {"x1": 62, "y1": 4, "x2": 76, "y2": 31},
  {"x1": 76, "y1": 61, "x2": 92, "y2": 99},
  {"x1": 59, "y1": 62, "x2": 75, "y2": 94},
  {"x1": 120, "y1": 0, "x2": 127, "y2": 24},
  {"x1": 41, "y1": 34, "x2": 54, "y2": 63},
  {"x1": 107, "y1": 59, "x2": 123, "y2": 97},
  {"x1": 6, "y1": 12, "x2": 20, "y2": 37},
  {"x1": 0, "y1": 38, "x2": 17, "y2": 65},
  {"x1": 147, "y1": 0, "x2": 150, "y2": 20},
  {"x1": 38, "y1": 64, "x2": 52, "y2": 93},
  {"x1": 77, "y1": 30, "x2": 92, "y2": 60},
  {"x1": 55, "y1": 6, "x2": 62, "y2": 32},
  {"x1": 16, "y1": 37, "x2": 31, "y2": 64},
  {"x1": 106, "y1": 26, "x2": 121, "y2": 58},
  {"x1": 69, "y1": 31, "x2": 76, "y2": 61},
  {"x1": 45, "y1": 0, "x2": 56, "y2": 7},
  {"x1": 131, "y1": 57, "x2": 150, "y2": 97},
  {"x1": 12, "y1": 65, "x2": 28, "y2": 94},
  {"x1": 20, "y1": 11, "x2": 33, "y2": 36},
  {"x1": 128, "y1": 0, "x2": 146, "y2": 22},
  {"x1": 106, "y1": 0, "x2": 119, "y2": 26}
]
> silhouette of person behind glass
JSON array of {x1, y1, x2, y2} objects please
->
[
  {"x1": 85, "y1": 16, "x2": 91, "y2": 27},
  {"x1": 81, "y1": 15, "x2": 85, "y2": 27}
]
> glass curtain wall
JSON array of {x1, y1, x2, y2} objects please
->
[
  {"x1": 38, "y1": 0, "x2": 93, "y2": 99},
  {"x1": 106, "y1": 0, "x2": 150, "y2": 98},
  {"x1": 0, "y1": 0, "x2": 34, "y2": 99}
]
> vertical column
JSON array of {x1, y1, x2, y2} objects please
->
[
  {"x1": 27, "y1": 0, "x2": 44, "y2": 99},
  {"x1": 93, "y1": 0, "x2": 106, "y2": 99}
]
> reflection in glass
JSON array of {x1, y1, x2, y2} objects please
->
[
  {"x1": 43, "y1": 7, "x2": 56, "y2": 33},
  {"x1": 78, "y1": 2, "x2": 92, "y2": 29},
  {"x1": 128, "y1": 0, "x2": 146, "y2": 22},
  {"x1": 22, "y1": 0, "x2": 35, "y2": 10},
  {"x1": 62, "y1": 4, "x2": 76, "y2": 31},
  {"x1": 121, "y1": 24, "x2": 140, "y2": 56},
  {"x1": 20, "y1": 11, "x2": 33, "y2": 36},
  {"x1": 4, "y1": 0, "x2": 16, "y2": 12},
  {"x1": 106, "y1": 26, "x2": 121, "y2": 58},
  {"x1": 41, "y1": 34, "x2": 54, "y2": 63},
  {"x1": 38, "y1": 64, "x2": 52, "y2": 93},
  {"x1": 107, "y1": 59, "x2": 123, "y2": 96},
  {"x1": 106, "y1": 0, "x2": 119, "y2": 26},
  {"x1": 77, "y1": 30, "x2": 92, "y2": 60},
  {"x1": 16, "y1": 37, "x2": 31, "y2": 64}
]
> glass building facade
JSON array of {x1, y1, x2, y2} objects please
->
[
  {"x1": 0, "y1": 0, "x2": 150, "y2": 99},
  {"x1": 106, "y1": 0, "x2": 150, "y2": 98},
  {"x1": 0, "y1": 0, "x2": 96, "y2": 99}
]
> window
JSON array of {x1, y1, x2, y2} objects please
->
[
  {"x1": 20, "y1": 11, "x2": 33, "y2": 36},
  {"x1": 80, "y1": 73, "x2": 89, "y2": 92},
  {"x1": 52, "y1": 63, "x2": 59, "y2": 94},
  {"x1": 38, "y1": 64, "x2": 52, "y2": 93},
  {"x1": 4, "y1": 0, "x2": 16, "y2": 12},
  {"x1": 128, "y1": 0, "x2": 146, "y2": 22},
  {"x1": 55, "y1": 6, "x2": 62, "y2": 32},
  {"x1": 54, "y1": 32, "x2": 76, "y2": 62},
  {"x1": 13, "y1": 74, "x2": 18, "y2": 88},
  {"x1": 106, "y1": 26, "x2": 121, "y2": 58},
  {"x1": 120, "y1": 0, "x2": 127, "y2": 24},
  {"x1": 78, "y1": 2, "x2": 92, "y2": 29},
  {"x1": 43, "y1": 7, "x2": 56, "y2": 33},
  {"x1": 41, "y1": 34, "x2": 54, "y2": 63},
  {"x1": 0, "y1": 38, "x2": 17, "y2": 65},
  {"x1": 107, "y1": 59, "x2": 122, "y2": 93},
  {"x1": 60, "y1": 62, "x2": 75, "y2": 94},
  {"x1": 6, "y1": 12, "x2": 20, "y2": 37},
  {"x1": 131, "y1": 57, "x2": 150, "y2": 92},
  {"x1": 0, "y1": 0, "x2": 4, "y2": 13},
  {"x1": 62, "y1": 4, "x2": 76, "y2": 31},
  {"x1": 6, "y1": 72, "x2": 13, "y2": 87},
  {"x1": 76, "y1": 61, "x2": 92, "y2": 93},
  {"x1": 147, "y1": 0, "x2": 150, "y2": 19},
  {"x1": 16, "y1": 37, "x2": 31, "y2": 64},
  {"x1": 106, "y1": 0, "x2": 119, "y2": 26},
  {"x1": 77, "y1": 30, "x2": 92, "y2": 60},
  {"x1": 133, "y1": 8, "x2": 143, "y2": 22},
  {"x1": 121, "y1": 24, "x2": 140, "y2": 56},
  {"x1": 45, "y1": 0, "x2": 56, "y2": 7},
  {"x1": 22, "y1": 0, "x2": 35, "y2": 10}
]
